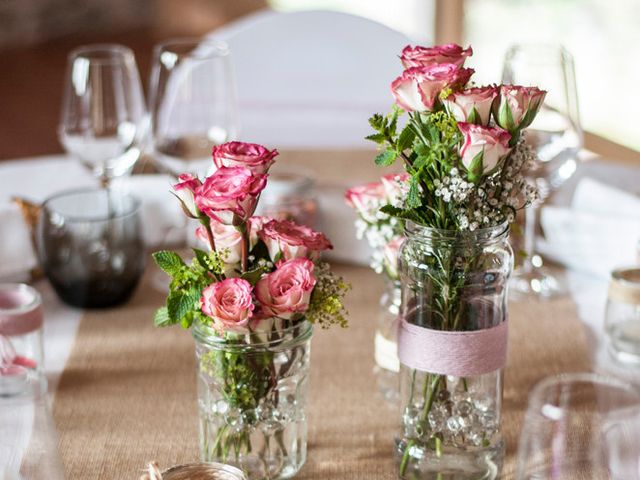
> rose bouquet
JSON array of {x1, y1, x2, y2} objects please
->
[
  {"x1": 152, "y1": 141, "x2": 348, "y2": 480},
  {"x1": 366, "y1": 44, "x2": 542, "y2": 478}
]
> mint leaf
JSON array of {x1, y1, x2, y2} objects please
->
[
  {"x1": 365, "y1": 133, "x2": 386, "y2": 144},
  {"x1": 192, "y1": 248, "x2": 210, "y2": 269},
  {"x1": 167, "y1": 288, "x2": 201, "y2": 323},
  {"x1": 407, "y1": 177, "x2": 421, "y2": 208},
  {"x1": 396, "y1": 126, "x2": 416, "y2": 152},
  {"x1": 152, "y1": 251, "x2": 184, "y2": 277},
  {"x1": 241, "y1": 265, "x2": 269, "y2": 286},
  {"x1": 375, "y1": 150, "x2": 397, "y2": 166},
  {"x1": 153, "y1": 307, "x2": 173, "y2": 327}
]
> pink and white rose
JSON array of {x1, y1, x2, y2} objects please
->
[
  {"x1": 255, "y1": 258, "x2": 316, "y2": 318},
  {"x1": 196, "y1": 223, "x2": 243, "y2": 264},
  {"x1": 391, "y1": 64, "x2": 474, "y2": 112},
  {"x1": 383, "y1": 236, "x2": 405, "y2": 279},
  {"x1": 458, "y1": 123, "x2": 511, "y2": 182},
  {"x1": 400, "y1": 43, "x2": 473, "y2": 68},
  {"x1": 493, "y1": 85, "x2": 547, "y2": 133},
  {"x1": 344, "y1": 181, "x2": 386, "y2": 223},
  {"x1": 173, "y1": 174, "x2": 202, "y2": 218},
  {"x1": 443, "y1": 86, "x2": 498, "y2": 126},
  {"x1": 212, "y1": 141, "x2": 278, "y2": 174},
  {"x1": 201, "y1": 278, "x2": 255, "y2": 333},
  {"x1": 260, "y1": 219, "x2": 332, "y2": 262},
  {"x1": 195, "y1": 166, "x2": 267, "y2": 224},
  {"x1": 380, "y1": 173, "x2": 410, "y2": 206}
]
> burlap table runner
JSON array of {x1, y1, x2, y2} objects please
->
[{"x1": 52, "y1": 263, "x2": 590, "y2": 479}]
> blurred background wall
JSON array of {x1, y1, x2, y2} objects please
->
[{"x1": 0, "y1": 0, "x2": 638, "y2": 161}]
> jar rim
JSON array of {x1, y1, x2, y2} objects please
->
[
  {"x1": 608, "y1": 267, "x2": 640, "y2": 305},
  {"x1": 192, "y1": 319, "x2": 313, "y2": 350},
  {"x1": 404, "y1": 220, "x2": 509, "y2": 242}
]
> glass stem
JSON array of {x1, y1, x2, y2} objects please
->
[{"x1": 522, "y1": 203, "x2": 539, "y2": 274}]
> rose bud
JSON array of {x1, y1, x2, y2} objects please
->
[
  {"x1": 383, "y1": 236, "x2": 405, "y2": 279},
  {"x1": 173, "y1": 173, "x2": 202, "y2": 218},
  {"x1": 201, "y1": 278, "x2": 255, "y2": 334},
  {"x1": 443, "y1": 86, "x2": 498, "y2": 126},
  {"x1": 195, "y1": 166, "x2": 267, "y2": 225},
  {"x1": 255, "y1": 258, "x2": 316, "y2": 319},
  {"x1": 400, "y1": 43, "x2": 473, "y2": 68},
  {"x1": 391, "y1": 64, "x2": 474, "y2": 112},
  {"x1": 344, "y1": 181, "x2": 386, "y2": 223},
  {"x1": 493, "y1": 85, "x2": 547, "y2": 134},
  {"x1": 212, "y1": 141, "x2": 278, "y2": 175},
  {"x1": 458, "y1": 123, "x2": 511, "y2": 183},
  {"x1": 260, "y1": 219, "x2": 333, "y2": 262}
]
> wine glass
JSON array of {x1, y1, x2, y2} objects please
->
[
  {"x1": 148, "y1": 37, "x2": 239, "y2": 178},
  {"x1": 59, "y1": 44, "x2": 147, "y2": 187},
  {"x1": 502, "y1": 44, "x2": 583, "y2": 298},
  {"x1": 516, "y1": 373, "x2": 640, "y2": 479}
]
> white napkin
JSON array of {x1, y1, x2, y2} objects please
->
[{"x1": 540, "y1": 177, "x2": 640, "y2": 278}]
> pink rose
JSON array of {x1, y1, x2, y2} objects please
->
[
  {"x1": 383, "y1": 236, "x2": 405, "y2": 279},
  {"x1": 391, "y1": 64, "x2": 474, "y2": 112},
  {"x1": 260, "y1": 219, "x2": 332, "y2": 262},
  {"x1": 493, "y1": 85, "x2": 547, "y2": 133},
  {"x1": 380, "y1": 173, "x2": 410, "y2": 206},
  {"x1": 196, "y1": 217, "x2": 268, "y2": 263},
  {"x1": 345, "y1": 182, "x2": 386, "y2": 223},
  {"x1": 443, "y1": 86, "x2": 498, "y2": 126},
  {"x1": 195, "y1": 166, "x2": 267, "y2": 224},
  {"x1": 255, "y1": 258, "x2": 316, "y2": 318},
  {"x1": 212, "y1": 141, "x2": 278, "y2": 175},
  {"x1": 201, "y1": 278, "x2": 255, "y2": 333},
  {"x1": 173, "y1": 174, "x2": 202, "y2": 218},
  {"x1": 458, "y1": 123, "x2": 511, "y2": 182},
  {"x1": 400, "y1": 44, "x2": 473, "y2": 68}
]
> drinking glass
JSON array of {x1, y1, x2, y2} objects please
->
[
  {"x1": 149, "y1": 38, "x2": 238, "y2": 178},
  {"x1": 59, "y1": 44, "x2": 147, "y2": 186},
  {"x1": 516, "y1": 373, "x2": 640, "y2": 479},
  {"x1": 36, "y1": 188, "x2": 145, "y2": 308},
  {"x1": 502, "y1": 44, "x2": 582, "y2": 298},
  {"x1": 0, "y1": 366, "x2": 64, "y2": 480}
]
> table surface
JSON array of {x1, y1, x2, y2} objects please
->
[{"x1": 49, "y1": 262, "x2": 591, "y2": 479}]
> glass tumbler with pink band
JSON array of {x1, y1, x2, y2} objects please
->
[
  {"x1": 0, "y1": 284, "x2": 44, "y2": 386},
  {"x1": 395, "y1": 221, "x2": 513, "y2": 480}
]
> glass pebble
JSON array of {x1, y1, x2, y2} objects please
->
[
  {"x1": 474, "y1": 395, "x2": 495, "y2": 413},
  {"x1": 446, "y1": 415, "x2": 462, "y2": 433},
  {"x1": 428, "y1": 407, "x2": 447, "y2": 432},
  {"x1": 436, "y1": 389, "x2": 451, "y2": 403},
  {"x1": 454, "y1": 400, "x2": 473, "y2": 417}
]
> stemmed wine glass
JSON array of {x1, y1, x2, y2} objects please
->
[
  {"x1": 59, "y1": 44, "x2": 147, "y2": 187},
  {"x1": 148, "y1": 38, "x2": 239, "y2": 179},
  {"x1": 516, "y1": 373, "x2": 640, "y2": 479},
  {"x1": 502, "y1": 44, "x2": 582, "y2": 298}
]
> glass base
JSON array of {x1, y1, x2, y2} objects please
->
[
  {"x1": 510, "y1": 266, "x2": 567, "y2": 299},
  {"x1": 395, "y1": 438, "x2": 504, "y2": 480}
]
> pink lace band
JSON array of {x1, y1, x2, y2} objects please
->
[
  {"x1": 0, "y1": 284, "x2": 43, "y2": 336},
  {"x1": 398, "y1": 318, "x2": 508, "y2": 377}
]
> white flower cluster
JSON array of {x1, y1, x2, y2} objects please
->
[
  {"x1": 434, "y1": 139, "x2": 539, "y2": 231},
  {"x1": 356, "y1": 216, "x2": 402, "y2": 273}
]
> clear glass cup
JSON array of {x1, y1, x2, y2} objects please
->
[
  {"x1": 149, "y1": 38, "x2": 239, "y2": 178},
  {"x1": 193, "y1": 320, "x2": 312, "y2": 479},
  {"x1": 502, "y1": 44, "x2": 583, "y2": 299},
  {"x1": 605, "y1": 267, "x2": 640, "y2": 365},
  {"x1": 374, "y1": 277, "x2": 401, "y2": 404},
  {"x1": 0, "y1": 366, "x2": 64, "y2": 480},
  {"x1": 516, "y1": 373, "x2": 640, "y2": 479},
  {"x1": 59, "y1": 44, "x2": 147, "y2": 186},
  {"x1": 36, "y1": 188, "x2": 145, "y2": 308},
  {"x1": 0, "y1": 284, "x2": 44, "y2": 385},
  {"x1": 160, "y1": 463, "x2": 247, "y2": 480}
]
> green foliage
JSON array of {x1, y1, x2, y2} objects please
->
[
  {"x1": 307, "y1": 263, "x2": 350, "y2": 329},
  {"x1": 374, "y1": 149, "x2": 397, "y2": 166},
  {"x1": 152, "y1": 249, "x2": 225, "y2": 328},
  {"x1": 153, "y1": 251, "x2": 185, "y2": 276}
]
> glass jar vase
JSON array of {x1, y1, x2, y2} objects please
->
[
  {"x1": 193, "y1": 320, "x2": 312, "y2": 480},
  {"x1": 374, "y1": 277, "x2": 401, "y2": 402},
  {"x1": 395, "y1": 221, "x2": 513, "y2": 480}
]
